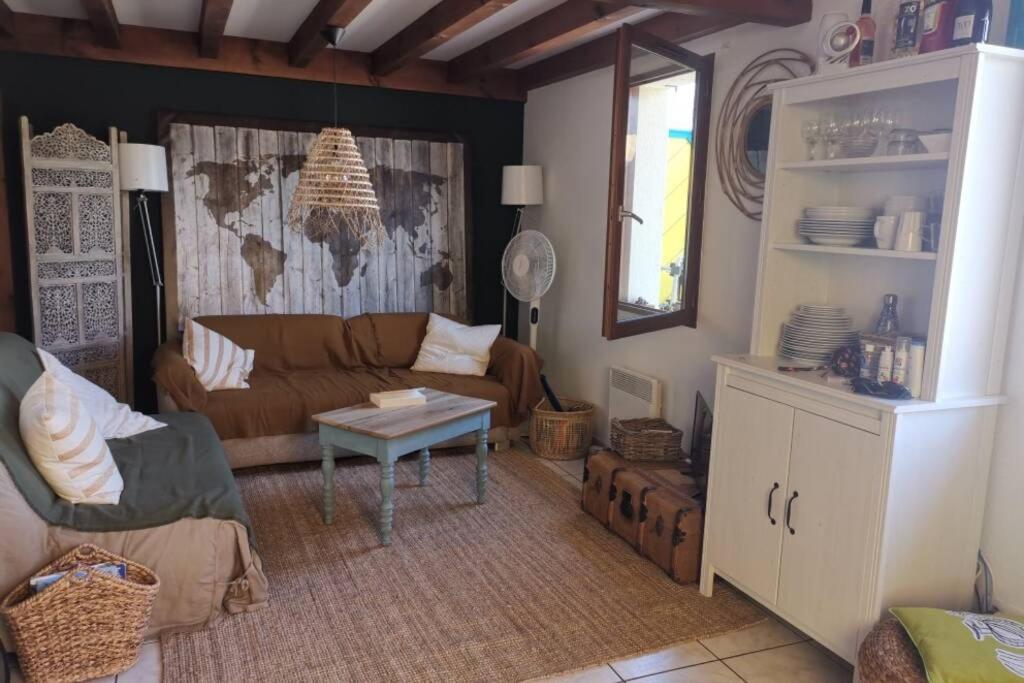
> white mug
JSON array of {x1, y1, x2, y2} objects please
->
[
  {"x1": 895, "y1": 211, "x2": 924, "y2": 252},
  {"x1": 874, "y1": 216, "x2": 899, "y2": 250}
]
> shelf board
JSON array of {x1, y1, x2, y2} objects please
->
[
  {"x1": 773, "y1": 243, "x2": 938, "y2": 260},
  {"x1": 779, "y1": 153, "x2": 949, "y2": 172}
]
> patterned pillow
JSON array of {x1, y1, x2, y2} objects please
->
[
  {"x1": 19, "y1": 372, "x2": 124, "y2": 505},
  {"x1": 183, "y1": 319, "x2": 255, "y2": 391},
  {"x1": 892, "y1": 607, "x2": 1024, "y2": 681},
  {"x1": 36, "y1": 348, "x2": 165, "y2": 439}
]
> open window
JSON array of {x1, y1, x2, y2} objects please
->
[{"x1": 603, "y1": 25, "x2": 713, "y2": 340}]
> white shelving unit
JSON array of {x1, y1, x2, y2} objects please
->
[{"x1": 700, "y1": 45, "x2": 1024, "y2": 665}]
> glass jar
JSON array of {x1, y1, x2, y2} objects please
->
[
  {"x1": 875, "y1": 293, "x2": 901, "y2": 337},
  {"x1": 888, "y1": 128, "x2": 922, "y2": 155}
]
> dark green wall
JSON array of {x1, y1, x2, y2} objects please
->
[{"x1": 0, "y1": 52, "x2": 524, "y2": 411}]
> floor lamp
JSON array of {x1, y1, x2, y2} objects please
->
[
  {"x1": 119, "y1": 143, "x2": 169, "y2": 344},
  {"x1": 500, "y1": 165, "x2": 544, "y2": 336}
]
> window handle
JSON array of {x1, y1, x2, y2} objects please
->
[{"x1": 618, "y1": 207, "x2": 644, "y2": 225}]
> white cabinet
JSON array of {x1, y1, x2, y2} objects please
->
[
  {"x1": 702, "y1": 360, "x2": 1000, "y2": 663},
  {"x1": 702, "y1": 46, "x2": 1021, "y2": 664}
]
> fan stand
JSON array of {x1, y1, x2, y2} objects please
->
[{"x1": 529, "y1": 298, "x2": 540, "y2": 350}]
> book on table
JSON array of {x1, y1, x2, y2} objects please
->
[{"x1": 370, "y1": 388, "x2": 427, "y2": 409}]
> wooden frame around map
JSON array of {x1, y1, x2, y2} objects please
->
[{"x1": 158, "y1": 111, "x2": 473, "y2": 340}]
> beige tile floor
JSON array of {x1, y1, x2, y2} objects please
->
[
  {"x1": 530, "y1": 454, "x2": 854, "y2": 683},
  {"x1": 8, "y1": 452, "x2": 851, "y2": 683}
]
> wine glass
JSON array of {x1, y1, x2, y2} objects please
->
[
  {"x1": 802, "y1": 119, "x2": 821, "y2": 160},
  {"x1": 822, "y1": 115, "x2": 842, "y2": 160}
]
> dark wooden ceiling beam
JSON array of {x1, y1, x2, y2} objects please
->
[
  {"x1": 372, "y1": 0, "x2": 515, "y2": 77},
  {"x1": 81, "y1": 0, "x2": 120, "y2": 48},
  {"x1": 0, "y1": 1, "x2": 13, "y2": 39},
  {"x1": 199, "y1": 0, "x2": 233, "y2": 58},
  {"x1": 0, "y1": 13, "x2": 524, "y2": 101},
  {"x1": 331, "y1": 0, "x2": 374, "y2": 27},
  {"x1": 289, "y1": 0, "x2": 371, "y2": 67},
  {"x1": 593, "y1": 0, "x2": 811, "y2": 26},
  {"x1": 447, "y1": 0, "x2": 644, "y2": 83},
  {"x1": 518, "y1": 12, "x2": 737, "y2": 91}
]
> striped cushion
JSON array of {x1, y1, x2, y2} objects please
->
[
  {"x1": 19, "y1": 372, "x2": 124, "y2": 505},
  {"x1": 183, "y1": 319, "x2": 255, "y2": 391}
]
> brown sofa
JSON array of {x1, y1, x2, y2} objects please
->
[{"x1": 153, "y1": 313, "x2": 543, "y2": 469}]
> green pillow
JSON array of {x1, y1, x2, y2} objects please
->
[{"x1": 891, "y1": 607, "x2": 1024, "y2": 682}]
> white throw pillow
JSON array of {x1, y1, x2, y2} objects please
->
[
  {"x1": 183, "y1": 319, "x2": 255, "y2": 391},
  {"x1": 411, "y1": 313, "x2": 501, "y2": 377},
  {"x1": 37, "y1": 349, "x2": 164, "y2": 439},
  {"x1": 19, "y1": 372, "x2": 124, "y2": 505}
]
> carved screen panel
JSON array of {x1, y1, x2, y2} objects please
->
[
  {"x1": 20, "y1": 119, "x2": 130, "y2": 401},
  {"x1": 165, "y1": 120, "x2": 468, "y2": 332}
]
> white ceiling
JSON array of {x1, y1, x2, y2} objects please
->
[{"x1": 8, "y1": 0, "x2": 659, "y2": 66}]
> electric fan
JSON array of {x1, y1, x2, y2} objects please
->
[{"x1": 502, "y1": 230, "x2": 556, "y2": 350}]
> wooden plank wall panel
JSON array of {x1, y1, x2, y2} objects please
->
[
  {"x1": 280, "y1": 130, "x2": 305, "y2": 314},
  {"x1": 258, "y1": 129, "x2": 285, "y2": 313},
  {"x1": 375, "y1": 137, "x2": 398, "y2": 313},
  {"x1": 448, "y1": 143, "x2": 468, "y2": 321},
  {"x1": 393, "y1": 139, "x2": 415, "y2": 312},
  {"x1": 193, "y1": 125, "x2": 222, "y2": 316},
  {"x1": 429, "y1": 141, "x2": 451, "y2": 315},
  {"x1": 357, "y1": 136, "x2": 380, "y2": 315},
  {"x1": 169, "y1": 123, "x2": 199, "y2": 320},
  {"x1": 165, "y1": 120, "x2": 469, "y2": 330},
  {"x1": 237, "y1": 127, "x2": 263, "y2": 314},
  {"x1": 299, "y1": 131, "x2": 323, "y2": 314},
  {"x1": 215, "y1": 126, "x2": 243, "y2": 314},
  {"x1": 411, "y1": 140, "x2": 433, "y2": 313}
]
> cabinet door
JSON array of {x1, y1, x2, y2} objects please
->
[
  {"x1": 777, "y1": 410, "x2": 883, "y2": 659},
  {"x1": 707, "y1": 387, "x2": 794, "y2": 603}
]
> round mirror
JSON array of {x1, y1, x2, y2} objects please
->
[{"x1": 744, "y1": 104, "x2": 772, "y2": 175}]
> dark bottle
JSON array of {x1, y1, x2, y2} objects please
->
[{"x1": 951, "y1": 0, "x2": 992, "y2": 46}]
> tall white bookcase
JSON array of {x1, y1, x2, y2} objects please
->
[{"x1": 700, "y1": 45, "x2": 1024, "y2": 665}]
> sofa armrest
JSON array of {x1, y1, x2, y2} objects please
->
[
  {"x1": 488, "y1": 336, "x2": 543, "y2": 424},
  {"x1": 152, "y1": 341, "x2": 208, "y2": 412}
]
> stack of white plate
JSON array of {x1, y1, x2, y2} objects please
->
[
  {"x1": 779, "y1": 304, "x2": 859, "y2": 363},
  {"x1": 798, "y1": 206, "x2": 876, "y2": 247}
]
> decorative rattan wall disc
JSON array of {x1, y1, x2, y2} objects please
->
[
  {"x1": 716, "y1": 49, "x2": 814, "y2": 220},
  {"x1": 287, "y1": 127, "x2": 386, "y2": 244}
]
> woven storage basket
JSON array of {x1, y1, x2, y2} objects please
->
[
  {"x1": 529, "y1": 398, "x2": 595, "y2": 460},
  {"x1": 610, "y1": 417, "x2": 684, "y2": 461},
  {"x1": 0, "y1": 544, "x2": 159, "y2": 683}
]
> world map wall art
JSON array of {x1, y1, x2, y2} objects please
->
[{"x1": 162, "y1": 114, "x2": 469, "y2": 335}]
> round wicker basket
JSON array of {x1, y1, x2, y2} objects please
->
[
  {"x1": 858, "y1": 618, "x2": 927, "y2": 683},
  {"x1": 529, "y1": 398, "x2": 595, "y2": 460}
]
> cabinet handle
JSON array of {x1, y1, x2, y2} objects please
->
[
  {"x1": 784, "y1": 490, "x2": 799, "y2": 535},
  {"x1": 767, "y1": 482, "x2": 780, "y2": 525}
]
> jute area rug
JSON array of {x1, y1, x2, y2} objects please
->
[{"x1": 162, "y1": 448, "x2": 763, "y2": 682}]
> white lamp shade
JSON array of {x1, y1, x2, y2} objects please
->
[
  {"x1": 502, "y1": 165, "x2": 543, "y2": 206},
  {"x1": 118, "y1": 143, "x2": 169, "y2": 192}
]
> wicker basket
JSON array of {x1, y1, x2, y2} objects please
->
[
  {"x1": 529, "y1": 398, "x2": 595, "y2": 460},
  {"x1": 610, "y1": 417, "x2": 684, "y2": 461},
  {"x1": 0, "y1": 544, "x2": 160, "y2": 683}
]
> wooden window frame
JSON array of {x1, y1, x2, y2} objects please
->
[{"x1": 602, "y1": 24, "x2": 714, "y2": 340}]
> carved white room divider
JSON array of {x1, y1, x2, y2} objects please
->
[{"x1": 20, "y1": 119, "x2": 133, "y2": 402}]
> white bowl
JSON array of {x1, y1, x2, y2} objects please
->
[{"x1": 919, "y1": 132, "x2": 952, "y2": 154}]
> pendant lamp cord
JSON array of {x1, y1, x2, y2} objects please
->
[{"x1": 332, "y1": 47, "x2": 338, "y2": 128}]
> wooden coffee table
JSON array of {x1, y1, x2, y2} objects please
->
[{"x1": 312, "y1": 389, "x2": 496, "y2": 545}]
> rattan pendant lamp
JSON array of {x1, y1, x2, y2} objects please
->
[{"x1": 287, "y1": 27, "x2": 386, "y2": 244}]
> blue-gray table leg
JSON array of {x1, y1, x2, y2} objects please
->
[
  {"x1": 476, "y1": 427, "x2": 488, "y2": 504},
  {"x1": 419, "y1": 447, "x2": 430, "y2": 486},
  {"x1": 379, "y1": 459, "x2": 396, "y2": 545},
  {"x1": 322, "y1": 444, "x2": 335, "y2": 525}
]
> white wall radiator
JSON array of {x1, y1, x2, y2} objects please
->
[{"x1": 608, "y1": 367, "x2": 663, "y2": 434}]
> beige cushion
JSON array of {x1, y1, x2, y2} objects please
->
[
  {"x1": 19, "y1": 372, "x2": 124, "y2": 504},
  {"x1": 36, "y1": 349, "x2": 165, "y2": 439},
  {"x1": 411, "y1": 313, "x2": 501, "y2": 377},
  {"x1": 184, "y1": 319, "x2": 255, "y2": 391}
]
